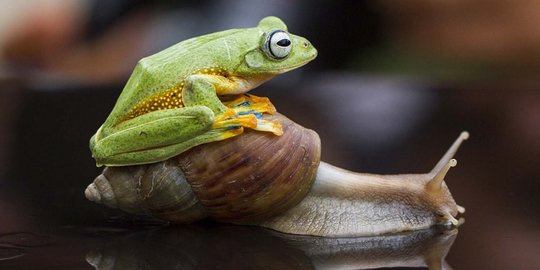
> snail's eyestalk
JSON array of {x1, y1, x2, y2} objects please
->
[
  {"x1": 430, "y1": 131, "x2": 469, "y2": 176},
  {"x1": 427, "y1": 159, "x2": 457, "y2": 192}
]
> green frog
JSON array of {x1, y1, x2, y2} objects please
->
[{"x1": 90, "y1": 16, "x2": 317, "y2": 166}]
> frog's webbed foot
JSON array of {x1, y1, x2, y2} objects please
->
[
  {"x1": 222, "y1": 94, "x2": 277, "y2": 114},
  {"x1": 218, "y1": 94, "x2": 283, "y2": 136},
  {"x1": 213, "y1": 109, "x2": 256, "y2": 128}
]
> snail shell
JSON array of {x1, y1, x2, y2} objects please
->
[
  {"x1": 85, "y1": 113, "x2": 467, "y2": 237},
  {"x1": 86, "y1": 113, "x2": 320, "y2": 224}
]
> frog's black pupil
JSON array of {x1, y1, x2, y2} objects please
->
[{"x1": 277, "y1": 39, "x2": 291, "y2": 47}]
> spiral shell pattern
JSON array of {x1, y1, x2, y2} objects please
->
[{"x1": 85, "y1": 113, "x2": 321, "y2": 224}]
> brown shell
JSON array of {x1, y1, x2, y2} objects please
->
[
  {"x1": 87, "y1": 113, "x2": 321, "y2": 224},
  {"x1": 95, "y1": 161, "x2": 208, "y2": 223},
  {"x1": 176, "y1": 113, "x2": 321, "y2": 223}
]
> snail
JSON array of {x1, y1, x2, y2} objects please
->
[{"x1": 85, "y1": 113, "x2": 468, "y2": 237}]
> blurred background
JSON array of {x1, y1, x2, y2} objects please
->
[{"x1": 0, "y1": 0, "x2": 539, "y2": 269}]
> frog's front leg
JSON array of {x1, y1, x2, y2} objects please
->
[
  {"x1": 91, "y1": 106, "x2": 216, "y2": 166},
  {"x1": 222, "y1": 94, "x2": 283, "y2": 135},
  {"x1": 183, "y1": 74, "x2": 283, "y2": 135},
  {"x1": 183, "y1": 75, "x2": 261, "y2": 132}
]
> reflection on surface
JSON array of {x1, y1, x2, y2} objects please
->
[
  {"x1": 86, "y1": 225, "x2": 457, "y2": 270},
  {"x1": 0, "y1": 232, "x2": 51, "y2": 261}
]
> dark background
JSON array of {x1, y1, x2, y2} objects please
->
[{"x1": 0, "y1": 0, "x2": 539, "y2": 269}]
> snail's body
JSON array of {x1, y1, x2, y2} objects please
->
[
  {"x1": 258, "y1": 161, "x2": 461, "y2": 237},
  {"x1": 86, "y1": 113, "x2": 467, "y2": 237}
]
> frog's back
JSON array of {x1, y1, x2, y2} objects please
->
[
  {"x1": 143, "y1": 29, "x2": 247, "y2": 75},
  {"x1": 103, "y1": 27, "x2": 260, "y2": 128},
  {"x1": 136, "y1": 28, "x2": 251, "y2": 92}
]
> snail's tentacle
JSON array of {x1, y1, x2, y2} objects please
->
[
  {"x1": 427, "y1": 159, "x2": 457, "y2": 192},
  {"x1": 430, "y1": 131, "x2": 469, "y2": 176}
]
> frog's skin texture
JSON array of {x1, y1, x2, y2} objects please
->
[{"x1": 90, "y1": 16, "x2": 317, "y2": 167}]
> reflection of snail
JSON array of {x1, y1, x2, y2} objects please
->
[
  {"x1": 85, "y1": 113, "x2": 468, "y2": 237},
  {"x1": 86, "y1": 225, "x2": 458, "y2": 270}
]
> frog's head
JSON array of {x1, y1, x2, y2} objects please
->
[{"x1": 235, "y1": 16, "x2": 317, "y2": 77}]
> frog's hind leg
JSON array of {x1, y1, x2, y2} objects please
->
[
  {"x1": 91, "y1": 106, "x2": 215, "y2": 166},
  {"x1": 213, "y1": 112, "x2": 257, "y2": 129},
  {"x1": 97, "y1": 127, "x2": 244, "y2": 166}
]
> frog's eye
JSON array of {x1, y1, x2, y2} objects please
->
[{"x1": 263, "y1": 30, "x2": 292, "y2": 60}]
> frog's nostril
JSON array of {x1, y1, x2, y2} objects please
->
[{"x1": 302, "y1": 42, "x2": 309, "y2": 48}]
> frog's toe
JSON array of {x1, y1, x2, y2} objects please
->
[
  {"x1": 214, "y1": 109, "x2": 237, "y2": 122},
  {"x1": 222, "y1": 95, "x2": 250, "y2": 107},
  {"x1": 212, "y1": 114, "x2": 257, "y2": 129},
  {"x1": 214, "y1": 95, "x2": 282, "y2": 136},
  {"x1": 253, "y1": 119, "x2": 283, "y2": 136},
  {"x1": 223, "y1": 94, "x2": 277, "y2": 114},
  {"x1": 245, "y1": 94, "x2": 273, "y2": 106},
  {"x1": 216, "y1": 126, "x2": 244, "y2": 141}
]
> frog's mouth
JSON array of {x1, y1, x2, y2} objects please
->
[
  {"x1": 275, "y1": 60, "x2": 312, "y2": 73},
  {"x1": 274, "y1": 58, "x2": 317, "y2": 75},
  {"x1": 274, "y1": 47, "x2": 317, "y2": 74}
]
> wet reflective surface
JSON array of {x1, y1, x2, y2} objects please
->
[
  {"x1": 0, "y1": 224, "x2": 457, "y2": 270},
  {"x1": 0, "y1": 232, "x2": 51, "y2": 262}
]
